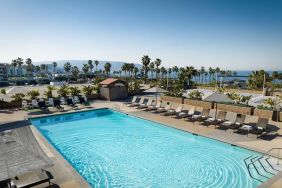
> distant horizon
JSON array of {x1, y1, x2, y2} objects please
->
[
  {"x1": 1, "y1": 58, "x2": 282, "y2": 72},
  {"x1": 1, "y1": 0, "x2": 281, "y2": 70}
]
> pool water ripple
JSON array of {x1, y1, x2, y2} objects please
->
[{"x1": 32, "y1": 109, "x2": 269, "y2": 188}]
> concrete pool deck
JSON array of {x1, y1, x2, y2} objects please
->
[{"x1": 1, "y1": 100, "x2": 282, "y2": 187}]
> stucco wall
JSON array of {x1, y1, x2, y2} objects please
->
[
  {"x1": 183, "y1": 99, "x2": 214, "y2": 109},
  {"x1": 216, "y1": 103, "x2": 254, "y2": 115}
]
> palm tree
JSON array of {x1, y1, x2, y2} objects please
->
[
  {"x1": 248, "y1": 70, "x2": 272, "y2": 89},
  {"x1": 16, "y1": 57, "x2": 24, "y2": 76},
  {"x1": 52, "y1": 62, "x2": 57, "y2": 80},
  {"x1": 149, "y1": 62, "x2": 155, "y2": 79},
  {"x1": 142, "y1": 55, "x2": 151, "y2": 83},
  {"x1": 172, "y1": 66, "x2": 179, "y2": 79},
  {"x1": 88, "y1": 60, "x2": 93, "y2": 73},
  {"x1": 25, "y1": 58, "x2": 33, "y2": 79},
  {"x1": 82, "y1": 64, "x2": 89, "y2": 75},
  {"x1": 122, "y1": 63, "x2": 127, "y2": 77},
  {"x1": 129, "y1": 63, "x2": 135, "y2": 77},
  {"x1": 64, "y1": 62, "x2": 72, "y2": 83},
  {"x1": 40, "y1": 64, "x2": 46, "y2": 79},
  {"x1": 154, "y1": 58, "x2": 161, "y2": 79},
  {"x1": 185, "y1": 66, "x2": 197, "y2": 86},
  {"x1": 35, "y1": 65, "x2": 40, "y2": 80},
  {"x1": 133, "y1": 67, "x2": 139, "y2": 78},
  {"x1": 160, "y1": 67, "x2": 166, "y2": 79},
  {"x1": 200, "y1": 66, "x2": 205, "y2": 84},
  {"x1": 11, "y1": 59, "x2": 17, "y2": 76},
  {"x1": 272, "y1": 71, "x2": 279, "y2": 83},
  {"x1": 168, "y1": 68, "x2": 172, "y2": 78},
  {"x1": 104, "y1": 62, "x2": 111, "y2": 77},
  {"x1": 94, "y1": 60, "x2": 99, "y2": 73},
  {"x1": 72, "y1": 66, "x2": 79, "y2": 80}
]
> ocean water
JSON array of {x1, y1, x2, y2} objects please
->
[{"x1": 31, "y1": 109, "x2": 272, "y2": 188}]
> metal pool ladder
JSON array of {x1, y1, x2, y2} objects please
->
[{"x1": 244, "y1": 148, "x2": 282, "y2": 182}]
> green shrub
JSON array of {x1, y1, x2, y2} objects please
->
[
  {"x1": 69, "y1": 86, "x2": 81, "y2": 96},
  {"x1": 0, "y1": 89, "x2": 6, "y2": 94},
  {"x1": 188, "y1": 90, "x2": 203, "y2": 100},
  {"x1": 57, "y1": 84, "x2": 70, "y2": 97},
  {"x1": 26, "y1": 90, "x2": 40, "y2": 100},
  {"x1": 82, "y1": 85, "x2": 95, "y2": 95},
  {"x1": 11, "y1": 93, "x2": 25, "y2": 102},
  {"x1": 44, "y1": 86, "x2": 56, "y2": 98}
]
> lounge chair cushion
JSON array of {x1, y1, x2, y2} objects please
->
[
  {"x1": 240, "y1": 125, "x2": 253, "y2": 131},
  {"x1": 192, "y1": 114, "x2": 201, "y2": 118},
  {"x1": 222, "y1": 121, "x2": 234, "y2": 126}
]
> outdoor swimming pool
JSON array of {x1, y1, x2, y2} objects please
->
[{"x1": 31, "y1": 109, "x2": 269, "y2": 187}]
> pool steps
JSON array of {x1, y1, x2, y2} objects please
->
[{"x1": 244, "y1": 148, "x2": 282, "y2": 182}]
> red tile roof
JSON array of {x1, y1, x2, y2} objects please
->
[{"x1": 99, "y1": 78, "x2": 119, "y2": 85}]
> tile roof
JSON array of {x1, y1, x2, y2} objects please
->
[{"x1": 99, "y1": 78, "x2": 119, "y2": 85}]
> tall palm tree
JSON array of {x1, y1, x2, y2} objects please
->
[
  {"x1": 11, "y1": 59, "x2": 17, "y2": 76},
  {"x1": 94, "y1": 60, "x2": 99, "y2": 73},
  {"x1": 16, "y1": 57, "x2": 24, "y2": 76},
  {"x1": 172, "y1": 66, "x2": 179, "y2": 79},
  {"x1": 168, "y1": 68, "x2": 172, "y2": 78},
  {"x1": 200, "y1": 66, "x2": 205, "y2": 84},
  {"x1": 35, "y1": 65, "x2": 40, "y2": 81},
  {"x1": 142, "y1": 55, "x2": 151, "y2": 83},
  {"x1": 121, "y1": 63, "x2": 127, "y2": 77},
  {"x1": 82, "y1": 64, "x2": 89, "y2": 75},
  {"x1": 134, "y1": 67, "x2": 139, "y2": 78},
  {"x1": 64, "y1": 62, "x2": 72, "y2": 83},
  {"x1": 25, "y1": 58, "x2": 33, "y2": 79},
  {"x1": 88, "y1": 60, "x2": 93, "y2": 73},
  {"x1": 154, "y1": 58, "x2": 161, "y2": 79},
  {"x1": 104, "y1": 62, "x2": 111, "y2": 77},
  {"x1": 272, "y1": 71, "x2": 279, "y2": 83},
  {"x1": 185, "y1": 66, "x2": 197, "y2": 86},
  {"x1": 52, "y1": 62, "x2": 57, "y2": 79},
  {"x1": 71, "y1": 66, "x2": 79, "y2": 80},
  {"x1": 130, "y1": 63, "x2": 135, "y2": 77},
  {"x1": 160, "y1": 67, "x2": 166, "y2": 79},
  {"x1": 149, "y1": 62, "x2": 155, "y2": 79},
  {"x1": 40, "y1": 64, "x2": 46, "y2": 79}
]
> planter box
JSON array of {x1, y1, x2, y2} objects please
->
[
  {"x1": 216, "y1": 103, "x2": 254, "y2": 115},
  {"x1": 254, "y1": 109, "x2": 273, "y2": 119},
  {"x1": 183, "y1": 99, "x2": 214, "y2": 109},
  {"x1": 161, "y1": 96, "x2": 183, "y2": 104},
  {"x1": 0, "y1": 101, "x2": 22, "y2": 109}
]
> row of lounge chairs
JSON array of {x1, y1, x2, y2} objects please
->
[
  {"x1": 22, "y1": 96, "x2": 89, "y2": 111},
  {"x1": 126, "y1": 96, "x2": 269, "y2": 139}
]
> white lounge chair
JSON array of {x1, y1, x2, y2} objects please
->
[
  {"x1": 31, "y1": 99, "x2": 38, "y2": 108},
  {"x1": 163, "y1": 105, "x2": 183, "y2": 116},
  {"x1": 127, "y1": 96, "x2": 141, "y2": 107},
  {"x1": 22, "y1": 100, "x2": 29, "y2": 109},
  {"x1": 145, "y1": 101, "x2": 162, "y2": 111},
  {"x1": 47, "y1": 98, "x2": 54, "y2": 106},
  {"x1": 138, "y1": 98, "x2": 154, "y2": 109},
  {"x1": 155, "y1": 103, "x2": 172, "y2": 113},
  {"x1": 74, "y1": 96, "x2": 80, "y2": 104},
  {"x1": 60, "y1": 97, "x2": 66, "y2": 105}
]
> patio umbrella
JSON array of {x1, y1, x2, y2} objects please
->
[
  {"x1": 203, "y1": 92, "x2": 232, "y2": 121},
  {"x1": 144, "y1": 86, "x2": 168, "y2": 102}
]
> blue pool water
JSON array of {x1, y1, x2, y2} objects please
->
[{"x1": 31, "y1": 109, "x2": 266, "y2": 187}]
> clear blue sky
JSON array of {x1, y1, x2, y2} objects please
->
[{"x1": 0, "y1": 0, "x2": 281, "y2": 70}]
